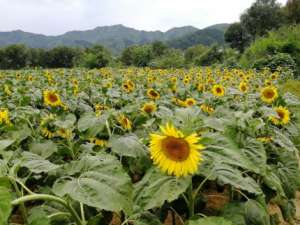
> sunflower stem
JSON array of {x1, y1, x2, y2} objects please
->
[{"x1": 188, "y1": 179, "x2": 195, "y2": 218}]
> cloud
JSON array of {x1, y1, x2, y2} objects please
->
[{"x1": 0, "y1": 0, "x2": 288, "y2": 35}]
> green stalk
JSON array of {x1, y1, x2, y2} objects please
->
[
  {"x1": 11, "y1": 194, "x2": 83, "y2": 225},
  {"x1": 187, "y1": 180, "x2": 195, "y2": 218}
]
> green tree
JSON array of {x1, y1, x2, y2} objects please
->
[
  {"x1": 120, "y1": 45, "x2": 153, "y2": 67},
  {"x1": 284, "y1": 0, "x2": 300, "y2": 24},
  {"x1": 45, "y1": 46, "x2": 79, "y2": 68},
  {"x1": 151, "y1": 41, "x2": 167, "y2": 57},
  {"x1": 81, "y1": 45, "x2": 112, "y2": 68},
  {"x1": 225, "y1": 23, "x2": 251, "y2": 52},
  {"x1": 240, "y1": 0, "x2": 284, "y2": 39},
  {"x1": 149, "y1": 49, "x2": 185, "y2": 68},
  {"x1": 1, "y1": 44, "x2": 29, "y2": 69},
  {"x1": 184, "y1": 44, "x2": 208, "y2": 65},
  {"x1": 194, "y1": 45, "x2": 224, "y2": 66}
]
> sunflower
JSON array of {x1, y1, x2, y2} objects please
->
[
  {"x1": 269, "y1": 106, "x2": 290, "y2": 125},
  {"x1": 197, "y1": 83, "x2": 205, "y2": 92},
  {"x1": 200, "y1": 104, "x2": 214, "y2": 114},
  {"x1": 185, "y1": 98, "x2": 196, "y2": 107},
  {"x1": 118, "y1": 114, "x2": 132, "y2": 130},
  {"x1": 142, "y1": 102, "x2": 157, "y2": 114},
  {"x1": 260, "y1": 86, "x2": 278, "y2": 104},
  {"x1": 0, "y1": 109, "x2": 11, "y2": 126},
  {"x1": 239, "y1": 81, "x2": 248, "y2": 93},
  {"x1": 89, "y1": 138, "x2": 108, "y2": 147},
  {"x1": 149, "y1": 123, "x2": 204, "y2": 177},
  {"x1": 56, "y1": 128, "x2": 72, "y2": 139},
  {"x1": 147, "y1": 89, "x2": 160, "y2": 100},
  {"x1": 172, "y1": 97, "x2": 187, "y2": 107},
  {"x1": 43, "y1": 90, "x2": 62, "y2": 107},
  {"x1": 257, "y1": 136, "x2": 272, "y2": 143},
  {"x1": 212, "y1": 84, "x2": 225, "y2": 97}
]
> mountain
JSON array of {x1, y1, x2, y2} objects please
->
[{"x1": 0, "y1": 24, "x2": 227, "y2": 53}]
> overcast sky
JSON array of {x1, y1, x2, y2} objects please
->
[{"x1": 0, "y1": 0, "x2": 288, "y2": 35}]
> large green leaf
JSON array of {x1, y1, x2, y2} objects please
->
[
  {"x1": 0, "y1": 140, "x2": 14, "y2": 151},
  {"x1": 77, "y1": 113, "x2": 107, "y2": 134},
  {"x1": 209, "y1": 164, "x2": 262, "y2": 195},
  {"x1": 244, "y1": 200, "x2": 270, "y2": 225},
  {"x1": 28, "y1": 208, "x2": 51, "y2": 225},
  {"x1": 0, "y1": 186, "x2": 12, "y2": 225},
  {"x1": 54, "y1": 113, "x2": 76, "y2": 129},
  {"x1": 220, "y1": 202, "x2": 246, "y2": 225},
  {"x1": 130, "y1": 212, "x2": 163, "y2": 225},
  {"x1": 29, "y1": 140, "x2": 58, "y2": 159},
  {"x1": 133, "y1": 167, "x2": 190, "y2": 210},
  {"x1": 186, "y1": 216, "x2": 234, "y2": 225},
  {"x1": 53, "y1": 154, "x2": 133, "y2": 214},
  {"x1": 109, "y1": 135, "x2": 145, "y2": 158},
  {"x1": 21, "y1": 152, "x2": 60, "y2": 173}
]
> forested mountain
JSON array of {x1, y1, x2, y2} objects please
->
[{"x1": 0, "y1": 24, "x2": 229, "y2": 53}]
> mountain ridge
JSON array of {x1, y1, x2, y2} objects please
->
[{"x1": 0, "y1": 23, "x2": 230, "y2": 53}]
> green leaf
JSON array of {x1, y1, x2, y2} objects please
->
[
  {"x1": 133, "y1": 167, "x2": 190, "y2": 210},
  {"x1": 53, "y1": 154, "x2": 133, "y2": 214},
  {"x1": 211, "y1": 164, "x2": 262, "y2": 194},
  {"x1": 21, "y1": 152, "x2": 60, "y2": 173},
  {"x1": 0, "y1": 186, "x2": 12, "y2": 225},
  {"x1": 220, "y1": 202, "x2": 246, "y2": 225},
  {"x1": 78, "y1": 113, "x2": 106, "y2": 132},
  {"x1": 244, "y1": 200, "x2": 270, "y2": 225},
  {"x1": 0, "y1": 140, "x2": 14, "y2": 151},
  {"x1": 109, "y1": 135, "x2": 145, "y2": 158},
  {"x1": 28, "y1": 207, "x2": 51, "y2": 225},
  {"x1": 54, "y1": 114, "x2": 76, "y2": 129},
  {"x1": 29, "y1": 140, "x2": 58, "y2": 159},
  {"x1": 186, "y1": 216, "x2": 234, "y2": 225},
  {"x1": 131, "y1": 212, "x2": 162, "y2": 225}
]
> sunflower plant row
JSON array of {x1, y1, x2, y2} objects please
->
[{"x1": 0, "y1": 67, "x2": 299, "y2": 225}]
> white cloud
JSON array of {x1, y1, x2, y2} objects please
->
[{"x1": 0, "y1": 0, "x2": 288, "y2": 35}]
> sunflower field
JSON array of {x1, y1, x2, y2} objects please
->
[{"x1": 0, "y1": 67, "x2": 300, "y2": 225}]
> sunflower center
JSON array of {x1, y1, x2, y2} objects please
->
[
  {"x1": 48, "y1": 93, "x2": 58, "y2": 102},
  {"x1": 216, "y1": 87, "x2": 222, "y2": 93},
  {"x1": 162, "y1": 137, "x2": 190, "y2": 162},
  {"x1": 264, "y1": 90, "x2": 274, "y2": 99},
  {"x1": 241, "y1": 85, "x2": 246, "y2": 92},
  {"x1": 277, "y1": 110, "x2": 285, "y2": 119},
  {"x1": 144, "y1": 105, "x2": 153, "y2": 113},
  {"x1": 150, "y1": 90, "x2": 158, "y2": 97}
]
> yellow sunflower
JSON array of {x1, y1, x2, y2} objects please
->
[
  {"x1": 141, "y1": 102, "x2": 157, "y2": 114},
  {"x1": 185, "y1": 98, "x2": 196, "y2": 107},
  {"x1": 257, "y1": 136, "x2": 272, "y2": 143},
  {"x1": 269, "y1": 106, "x2": 290, "y2": 125},
  {"x1": 56, "y1": 128, "x2": 72, "y2": 139},
  {"x1": 43, "y1": 90, "x2": 62, "y2": 107},
  {"x1": 0, "y1": 109, "x2": 12, "y2": 126},
  {"x1": 260, "y1": 86, "x2": 278, "y2": 104},
  {"x1": 200, "y1": 104, "x2": 214, "y2": 114},
  {"x1": 147, "y1": 89, "x2": 160, "y2": 100},
  {"x1": 89, "y1": 138, "x2": 108, "y2": 147},
  {"x1": 149, "y1": 123, "x2": 205, "y2": 177},
  {"x1": 118, "y1": 114, "x2": 132, "y2": 130},
  {"x1": 212, "y1": 84, "x2": 225, "y2": 97},
  {"x1": 239, "y1": 81, "x2": 248, "y2": 93}
]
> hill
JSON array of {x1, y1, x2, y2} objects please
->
[{"x1": 0, "y1": 24, "x2": 229, "y2": 53}]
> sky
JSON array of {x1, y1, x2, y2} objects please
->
[{"x1": 0, "y1": 0, "x2": 288, "y2": 35}]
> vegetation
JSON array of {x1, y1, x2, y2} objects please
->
[{"x1": 0, "y1": 67, "x2": 299, "y2": 225}]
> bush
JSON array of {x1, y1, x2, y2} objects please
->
[
  {"x1": 194, "y1": 45, "x2": 224, "y2": 66},
  {"x1": 240, "y1": 25, "x2": 300, "y2": 78},
  {"x1": 252, "y1": 53, "x2": 297, "y2": 73},
  {"x1": 149, "y1": 49, "x2": 185, "y2": 69},
  {"x1": 81, "y1": 45, "x2": 112, "y2": 69}
]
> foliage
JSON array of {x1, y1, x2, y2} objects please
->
[
  {"x1": 284, "y1": 0, "x2": 300, "y2": 24},
  {"x1": 0, "y1": 67, "x2": 299, "y2": 225},
  {"x1": 225, "y1": 23, "x2": 251, "y2": 52},
  {"x1": 149, "y1": 49, "x2": 185, "y2": 68}
]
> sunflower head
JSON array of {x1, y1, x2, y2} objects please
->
[
  {"x1": 200, "y1": 104, "x2": 214, "y2": 114},
  {"x1": 239, "y1": 82, "x2": 248, "y2": 93},
  {"x1": 43, "y1": 90, "x2": 62, "y2": 107},
  {"x1": 269, "y1": 106, "x2": 290, "y2": 125},
  {"x1": 0, "y1": 109, "x2": 12, "y2": 126},
  {"x1": 260, "y1": 86, "x2": 278, "y2": 104},
  {"x1": 185, "y1": 98, "x2": 196, "y2": 107},
  {"x1": 118, "y1": 114, "x2": 132, "y2": 130},
  {"x1": 147, "y1": 89, "x2": 160, "y2": 100},
  {"x1": 142, "y1": 102, "x2": 157, "y2": 114},
  {"x1": 149, "y1": 123, "x2": 204, "y2": 177},
  {"x1": 212, "y1": 84, "x2": 225, "y2": 97}
]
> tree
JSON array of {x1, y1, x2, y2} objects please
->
[
  {"x1": 45, "y1": 46, "x2": 79, "y2": 68},
  {"x1": 184, "y1": 44, "x2": 208, "y2": 64},
  {"x1": 194, "y1": 45, "x2": 224, "y2": 66},
  {"x1": 284, "y1": 0, "x2": 300, "y2": 24},
  {"x1": 240, "y1": 0, "x2": 284, "y2": 39},
  {"x1": 1, "y1": 44, "x2": 29, "y2": 69},
  {"x1": 149, "y1": 49, "x2": 185, "y2": 68},
  {"x1": 81, "y1": 45, "x2": 112, "y2": 69},
  {"x1": 151, "y1": 41, "x2": 167, "y2": 57},
  {"x1": 120, "y1": 45, "x2": 153, "y2": 67},
  {"x1": 225, "y1": 23, "x2": 251, "y2": 52}
]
